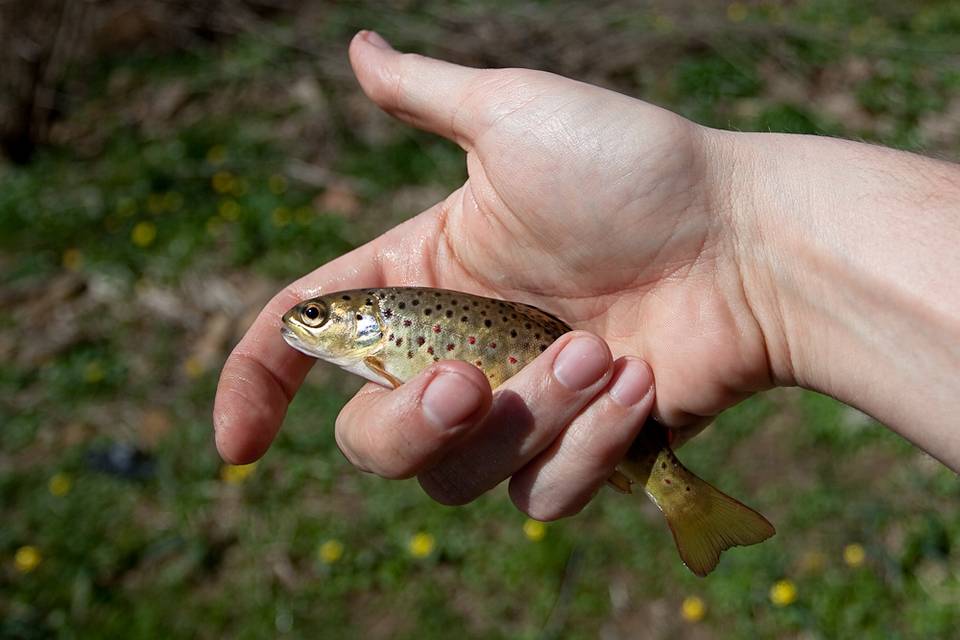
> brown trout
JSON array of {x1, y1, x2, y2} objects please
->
[{"x1": 281, "y1": 287, "x2": 774, "y2": 576}]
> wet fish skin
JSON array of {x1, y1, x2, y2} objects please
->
[{"x1": 281, "y1": 286, "x2": 775, "y2": 576}]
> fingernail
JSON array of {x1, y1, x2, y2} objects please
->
[
  {"x1": 422, "y1": 371, "x2": 483, "y2": 429},
  {"x1": 553, "y1": 335, "x2": 610, "y2": 391},
  {"x1": 608, "y1": 358, "x2": 653, "y2": 406},
  {"x1": 364, "y1": 30, "x2": 392, "y2": 50}
]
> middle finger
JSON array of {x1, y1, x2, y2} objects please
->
[{"x1": 417, "y1": 331, "x2": 613, "y2": 504}]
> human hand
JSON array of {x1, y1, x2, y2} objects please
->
[{"x1": 215, "y1": 30, "x2": 909, "y2": 515}]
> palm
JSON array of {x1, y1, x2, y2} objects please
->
[
  {"x1": 385, "y1": 70, "x2": 770, "y2": 426},
  {"x1": 213, "y1": 35, "x2": 775, "y2": 469}
]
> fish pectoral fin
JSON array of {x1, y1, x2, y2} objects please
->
[
  {"x1": 364, "y1": 356, "x2": 402, "y2": 390},
  {"x1": 606, "y1": 469, "x2": 634, "y2": 494}
]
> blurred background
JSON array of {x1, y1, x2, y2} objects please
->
[{"x1": 1, "y1": 1, "x2": 958, "y2": 638}]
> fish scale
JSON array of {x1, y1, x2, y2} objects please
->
[
  {"x1": 281, "y1": 286, "x2": 775, "y2": 576},
  {"x1": 369, "y1": 288, "x2": 569, "y2": 387}
]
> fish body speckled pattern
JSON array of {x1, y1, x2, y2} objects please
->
[{"x1": 282, "y1": 286, "x2": 775, "y2": 576}]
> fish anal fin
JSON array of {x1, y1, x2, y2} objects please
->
[
  {"x1": 364, "y1": 356, "x2": 402, "y2": 389},
  {"x1": 607, "y1": 469, "x2": 634, "y2": 494}
]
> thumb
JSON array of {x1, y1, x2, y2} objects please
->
[{"x1": 348, "y1": 30, "x2": 497, "y2": 149}]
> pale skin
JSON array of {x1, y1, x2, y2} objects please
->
[{"x1": 213, "y1": 31, "x2": 960, "y2": 519}]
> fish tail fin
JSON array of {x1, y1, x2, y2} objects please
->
[{"x1": 657, "y1": 470, "x2": 775, "y2": 577}]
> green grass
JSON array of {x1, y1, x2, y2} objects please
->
[{"x1": 2, "y1": 2, "x2": 959, "y2": 638}]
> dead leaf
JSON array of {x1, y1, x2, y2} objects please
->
[{"x1": 140, "y1": 408, "x2": 173, "y2": 449}]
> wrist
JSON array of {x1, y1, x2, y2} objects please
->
[{"x1": 711, "y1": 128, "x2": 960, "y2": 464}]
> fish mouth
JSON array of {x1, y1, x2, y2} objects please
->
[{"x1": 280, "y1": 325, "x2": 320, "y2": 359}]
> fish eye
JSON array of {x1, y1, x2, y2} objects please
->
[{"x1": 301, "y1": 302, "x2": 326, "y2": 327}]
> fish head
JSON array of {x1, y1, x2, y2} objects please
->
[{"x1": 281, "y1": 292, "x2": 386, "y2": 363}]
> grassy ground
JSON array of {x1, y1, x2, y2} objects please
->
[{"x1": 2, "y1": 2, "x2": 959, "y2": 638}]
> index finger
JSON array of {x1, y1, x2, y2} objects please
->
[{"x1": 213, "y1": 245, "x2": 383, "y2": 464}]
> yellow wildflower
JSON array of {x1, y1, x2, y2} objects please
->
[
  {"x1": 221, "y1": 462, "x2": 258, "y2": 484},
  {"x1": 206, "y1": 216, "x2": 225, "y2": 236},
  {"x1": 83, "y1": 361, "x2": 105, "y2": 384},
  {"x1": 131, "y1": 221, "x2": 157, "y2": 247},
  {"x1": 798, "y1": 549, "x2": 827, "y2": 574},
  {"x1": 212, "y1": 171, "x2": 235, "y2": 194},
  {"x1": 726, "y1": 2, "x2": 747, "y2": 22},
  {"x1": 14, "y1": 546, "x2": 41, "y2": 573},
  {"x1": 230, "y1": 178, "x2": 249, "y2": 197},
  {"x1": 162, "y1": 191, "x2": 184, "y2": 212},
  {"x1": 206, "y1": 145, "x2": 227, "y2": 166},
  {"x1": 769, "y1": 579, "x2": 797, "y2": 607},
  {"x1": 294, "y1": 206, "x2": 313, "y2": 225},
  {"x1": 681, "y1": 596, "x2": 706, "y2": 622},
  {"x1": 268, "y1": 174, "x2": 288, "y2": 195},
  {"x1": 652, "y1": 14, "x2": 673, "y2": 33},
  {"x1": 62, "y1": 248, "x2": 83, "y2": 271},
  {"x1": 408, "y1": 532, "x2": 435, "y2": 558},
  {"x1": 843, "y1": 543, "x2": 866, "y2": 568},
  {"x1": 523, "y1": 518, "x2": 547, "y2": 542},
  {"x1": 48, "y1": 473, "x2": 72, "y2": 497},
  {"x1": 271, "y1": 207, "x2": 291, "y2": 227},
  {"x1": 183, "y1": 356, "x2": 204, "y2": 379},
  {"x1": 146, "y1": 193, "x2": 165, "y2": 214},
  {"x1": 318, "y1": 539, "x2": 344, "y2": 564},
  {"x1": 218, "y1": 199, "x2": 240, "y2": 221}
]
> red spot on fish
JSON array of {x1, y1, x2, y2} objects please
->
[
  {"x1": 508, "y1": 356, "x2": 517, "y2": 364},
  {"x1": 417, "y1": 336, "x2": 425, "y2": 346},
  {"x1": 427, "y1": 346, "x2": 434, "y2": 355},
  {"x1": 446, "y1": 343, "x2": 455, "y2": 351},
  {"x1": 468, "y1": 336, "x2": 476, "y2": 344},
  {"x1": 433, "y1": 324, "x2": 441, "y2": 333},
  {"x1": 664, "y1": 478, "x2": 671, "y2": 485},
  {"x1": 475, "y1": 360, "x2": 482, "y2": 366},
  {"x1": 489, "y1": 342, "x2": 497, "y2": 349},
  {"x1": 403, "y1": 319, "x2": 411, "y2": 327}
]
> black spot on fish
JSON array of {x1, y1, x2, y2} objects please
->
[
  {"x1": 661, "y1": 462, "x2": 667, "y2": 470},
  {"x1": 365, "y1": 298, "x2": 373, "y2": 306},
  {"x1": 525, "y1": 323, "x2": 532, "y2": 329},
  {"x1": 446, "y1": 310, "x2": 454, "y2": 318},
  {"x1": 510, "y1": 330, "x2": 517, "y2": 338},
  {"x1": 424, "y1": 308, "x2": 432, "y2": 316},
  {"x1": 384, "y1": 309, "x2": 393, "y2": 318},
  {"x1": 355, "y1": 314, "x2": 363, "y2": 321},
  {"x1": 398, "y1": 302, "x2": 406, "y2": 309},
  {"x1": 412, "y1": 299, "x2": 420, "y2": 306},
  {"x1": 484, "y1": 319, "x2": 492, "y2": 327},
  {"x1": 461, "y1": 316, "x2": 468, "y2": 322},
  {"x1": 539, "y1": 344, "x2": 547, "y2": 352},
  {"x1": 341, "y1": 295, "x2": 351, "y2": 300},
  {"x1": 435, "y1": 304, "x2": 442, "y2": 310},
  {"x1": 480, "y1": 310, "x2": 486, "y2": 316}
]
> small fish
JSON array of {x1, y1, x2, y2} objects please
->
[{"x1": 281, "y1": 287, "x2": 774, "y2": 576}]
